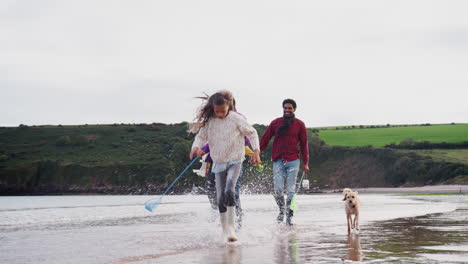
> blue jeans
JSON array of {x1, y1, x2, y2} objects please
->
[
  {"x1": 273, "y1": 159, "x2": 300, "y2": 204},
  {"x1": 207, "y1": 163, "x2": 243, "y2": 213},
  {"x1": 213, "y1": 161, "x2": 242, "y2": 213}
]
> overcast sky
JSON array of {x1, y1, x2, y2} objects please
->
[{"x1": 1, "y1": 0, "x2": 467, "y2": 127}]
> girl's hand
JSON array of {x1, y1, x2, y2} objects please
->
[
  {"x1": 251, "y1": 149, "x2": 262, "y2": 165},
  {"x1": 189, "y1": 147, "x2": 200, "y2": 160},
  {"x1": 196, "y1": 149, "x2": 206, "y2": 157}
]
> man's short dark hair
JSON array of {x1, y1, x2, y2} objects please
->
[{"x1": 282, "y1": 99, "x2": 297, "y2": 109}]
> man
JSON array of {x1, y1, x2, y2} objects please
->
[{"x1": 260, "y1": 99, "x2": 309, "y2": 226}]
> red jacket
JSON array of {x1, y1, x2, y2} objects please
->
[{"x1": 260, "y1": 117, "x2": 309, "y2": 164}]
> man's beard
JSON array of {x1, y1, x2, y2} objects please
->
[{"x1": 276, "y1": 113, "x2": 295, "y2": 137}]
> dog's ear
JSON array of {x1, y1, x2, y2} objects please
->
[
  {"x1": 355, "y1": 191, "x2": 358, "y2": 195},
  {"x1": 342, "y1": 194, "x2": 347, "y2": 201}
]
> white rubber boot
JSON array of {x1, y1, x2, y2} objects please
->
[
  {"x1": 220, "y1": 212, "x2": 228, "y2": 240},
  {"x1": 226, "y1": 206, "x2": 238, "y2": 242}
]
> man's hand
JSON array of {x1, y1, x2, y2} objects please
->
[{"x1": 302, "y1": 163, "x2": 309, "y2": 173}]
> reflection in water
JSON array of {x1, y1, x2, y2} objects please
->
[
  {"x1": 199, "y1": 244, "x2": 242, "y2": 264},
  {"x1": 346, "y1": 234, "x2": 363, "y2": 262},
  {"x1": 363, "y1": 207, "x2": 468, "y2": 263},
  {"x1": 222, "y1": 245, "x2": 241, "y2": 264},
  {"x1": 217, "y1": 245, "x2": 241, "y2": 264},
  {"x1": 275, "y1": 231, "x2": 300, "y2": 264}
]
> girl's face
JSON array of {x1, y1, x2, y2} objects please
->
[{"x1": 214, "y1": 103, "x2": 229, "y2": 119}]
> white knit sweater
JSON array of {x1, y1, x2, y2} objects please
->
[{"x1": 192, "y1": 112, "x2": 260, "y2": 163}]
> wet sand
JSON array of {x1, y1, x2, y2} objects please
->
[
  {"x1": 137, "y1": 195, "x2": 468, "y2": 264},
  {"x1": 117, "y1": 194, "x2": 468, "y2": 264},
  {"x1": 1, "y1": 194, "x2": 467, "y2": 264},
  {"x1": 361, "y1": 204, "x2": 468, "y2": 263}
]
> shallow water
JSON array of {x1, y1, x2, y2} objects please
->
[{"x1": 0, "y1": 194, "x2": 467, "y2": 263}]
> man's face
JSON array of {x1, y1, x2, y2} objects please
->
[{"x1": 283, "y1": 103, "x2": 295, "y2": 117}]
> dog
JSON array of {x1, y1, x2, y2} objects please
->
[
  {"x1": 342, "y1": 188, "x2": 352, "y2": 200},
  {"x1": 342, "y1": 188, "x2": 360, "y2": 234}
]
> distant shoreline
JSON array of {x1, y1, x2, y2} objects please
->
[
  {"x1": 2, "y1": 184, "x2": 468, "y2": 196},
  {"x1": 322, "y1": 184, "x2": 468, "y2": 194}
]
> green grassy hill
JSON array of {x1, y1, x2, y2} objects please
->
[
  {"x1": 317, "y1": 124, "x2": 468, "y2": 147},
  {"x1": 0, "y1": 123, "x2": 206, "y2": 194},
  {"x1": 0, "y1": 123, "x2": 193, "y2": 168}
]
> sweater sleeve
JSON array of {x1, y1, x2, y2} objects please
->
[
  {"x1": 298, "y1": 122, "x2": 309, "y2": 164},
  {"x1": 237, "y1": 118, "x2": 260, "y2": 151},
  {"x1": 235, "y1": 112, "x2": 251, "y2": 147},
  {"x1": 192, "y1": 125, "x2": 208, "y2": 150}
]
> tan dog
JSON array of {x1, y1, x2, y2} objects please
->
[
  {"x1": 342, "y1": 188, "x2": 352, "y2": 200},
  {"x1": 342, "y1": 188, "x2": 360, "y2": 234}
]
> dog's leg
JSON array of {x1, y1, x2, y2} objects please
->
[
  {"x1": 355, "y1": 213, "x2": 360, "y2": 231},
  {"x1": 347, "y1": 214, "x2": 351, "y2": 234}
]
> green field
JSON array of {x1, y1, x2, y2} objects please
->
[{"x1": 318, "y1": 124, "x2": 468, "y2": 147}]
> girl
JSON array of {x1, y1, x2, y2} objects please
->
[
  {"x1": 189, "y1": 91, "x2": 261, "y2": 242},
  {"x1": 194, "y1": 92, "x2": 252, "y2": 228}
]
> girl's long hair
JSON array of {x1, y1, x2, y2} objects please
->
[{"x1": 189, "y1": 90, "x2": 234, "y2": 133}]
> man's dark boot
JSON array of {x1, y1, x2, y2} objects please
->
[
  {"x1": 286, "y1": 200, "x2": 294, "y2": 226},
  {"x1": 286, "y1": 209, "x2": 294, "y2": 226},
  {"x1": 274, "y1": 195, "x2": 285, "y2": 223}
]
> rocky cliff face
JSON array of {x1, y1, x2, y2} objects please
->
[
  {"x1": 324, "y1": 154, "x2": 387, "y2": 188},
  {"x1": 308, "y1": 146, "x2": 468, "y2": 189},
  {"x1": 0, "y1": 161, "x2": 202, "y2": 195}
]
